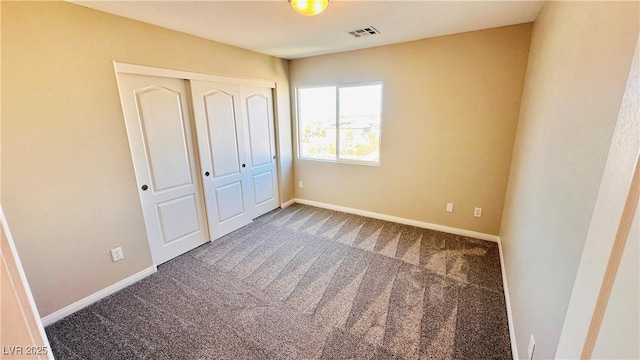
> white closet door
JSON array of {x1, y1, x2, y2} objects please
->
[
  {"x1": 190, "y1": 81, "x2": 253, "y2": 239},
  {"x1": 116, "y1": 74, "x2": 208, "y2": 265},
  {"x1": 243, "y1": 86, "x2": 280, "y2": 218}
]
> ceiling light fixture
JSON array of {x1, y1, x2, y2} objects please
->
[{"x1": 289, "y1": 0, "x2": 329, "y2": 16}]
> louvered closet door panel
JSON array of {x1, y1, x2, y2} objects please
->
[{"x1": 190, "y1": 81, "x2": 253, "y2": 240}]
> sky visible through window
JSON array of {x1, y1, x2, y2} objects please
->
[
  {"x1": 298, "y1": 83, "x2": 382, "y2": 163},
  {"x1": 339, "y1": 85, "x2": 382, "y2": 118}
]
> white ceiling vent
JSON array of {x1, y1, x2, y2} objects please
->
[{"x1": 347, "y1": 26, "x2": 380, "y2": 38}]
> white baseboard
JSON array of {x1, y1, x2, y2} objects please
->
[
  {"x1": 41, "y1": 265, "x2": 157, "y2": 327},
  {"x1": 293, "y1": 198, "x2": 500, "y2": 242},
  {"x1": 498, "y1": 238, "x2": 518, "y2": 360},
  {"x1": 280, "y1": 198, "x2": 296, "y2": 208}
]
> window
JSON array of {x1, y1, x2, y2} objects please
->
[{"x1": 297, "y1": 83, "x2": 382, "y2": 165}]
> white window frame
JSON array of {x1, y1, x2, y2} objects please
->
[{"x1": 295, "y1": 82, "x2": 383, "y2": 166}]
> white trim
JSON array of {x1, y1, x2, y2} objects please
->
[
  {"x1": 280, "y1": 198, "x2": 296, "y2": 208},
  {"x1": 41, "y1": 265, "x2": 157, "y2": 327},
  {"x1": 498, "y1": 237, "x2": 519, "y2": 360},
  {"x1": 293, "y1": 198, "x2": 500, "y2": 242},
  {"x1": 113, "y1": 61, "x2": 276, "y2": 89},
  {"x1": 1, "y1": 208, "x2": 54, "y2": 359}
]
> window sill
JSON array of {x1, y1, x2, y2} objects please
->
[{"x1": 297, "y1": 157, "x2": 380, "y2": 167}]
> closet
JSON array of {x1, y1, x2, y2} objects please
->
[
  {"x1": 190, "y1": 81, "x2": 279, "y2": 239},
  {"x1": 115, "y1": 64, "x2": 280, "y2": 264}
]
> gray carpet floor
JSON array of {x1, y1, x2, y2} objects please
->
[{"x1": 46, "y1": 204, "x2": 512, "y2": 359}]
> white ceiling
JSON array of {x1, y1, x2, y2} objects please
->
[{"x1": 73, "y1": 1, "x2": 545, "y2": 59}]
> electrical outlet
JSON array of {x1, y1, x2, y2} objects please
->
[
  {"x1": 446, "y1": 203, "x2": 454, "y2": 213},
  {"x1": 298, "y1": 180, "x2": 304, "y2": 189},
  {"x1": 111, "y1": 247, "x2": 124, "y2": 262},
  {"x1": 527, "y1": 334, "x2": 535, "y2": 360},
  {"x1": 474, "y1": 207, "x2": 482, "y2": 217}
]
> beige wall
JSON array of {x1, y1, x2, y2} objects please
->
[
  {"x1": 557, "y1": 36, "x2": 639, "y2": 359},
  {"x1": 1, "y1": 1, "x2": 293, "y2": 317},
  {"x1": 499, "y1": 2, "x2": 639, "y2": 359},
  {"x1": 289, "y1": 24, "x2": 532, "y2": 236}
]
